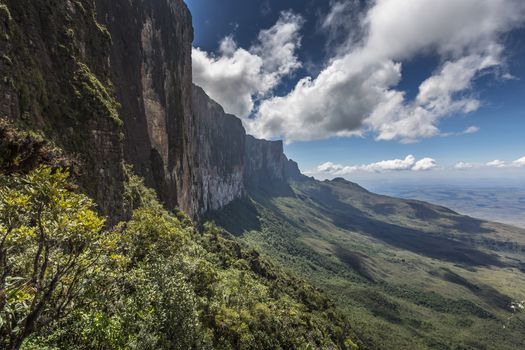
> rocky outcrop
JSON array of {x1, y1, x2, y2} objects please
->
[
  {"x1": 192, "y1": 85, "x2": 245, "y2": 213},
  {"x1": 192, "y1": 84, "x2": 306, "y2": 212},
  {"x1": 284, "y1": 158, "x2": 309, "y2": 182},
  {"x1": 0, "y1": 119, "x2": 73, "y2": 174},
  {"x1": 244, "y1": 135, "x2": 287, "y2": 189},
  {"x1": 195, "y1": 83, "x2": 310, "y2": 196}
]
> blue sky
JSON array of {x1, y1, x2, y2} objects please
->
[{"x1": 186, "y1": 0, "x2": 525, "y2": 184}]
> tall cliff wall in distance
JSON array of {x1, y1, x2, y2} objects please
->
[
  {"x1": 244, "y1": 136, "x2": 308, "y2": 189},
  {"x1": 192, "y1": 84, "x2": 307, "y2": 213},
  {"x1": 244, "y1": 135, "x2": 287, "y2": 189},
  {"x1": 192, "y1": 85, "x2": 245, "y2": 214}
]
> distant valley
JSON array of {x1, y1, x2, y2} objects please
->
[
  {"x1": 371, "y1": 184, "x2": 525, "y2": 229},
  {"x1": 211, "y1": 177, "x2": 525, "y2": 349}
]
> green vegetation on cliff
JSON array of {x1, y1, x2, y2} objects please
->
[{"x1": 0, "y1": 167, "x2": 359, "y2": 350}]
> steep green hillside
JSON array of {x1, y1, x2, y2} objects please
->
[
  {"x1": 0, "y1": 165, "x2": 360, "y2": 350},
  {"x1": 211, "y1": 178, "x2": 525, "y2": 350}
]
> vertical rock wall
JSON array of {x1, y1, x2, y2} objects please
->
[
  {"x1": 95, "y1": 0, "x2": 199, "y2": 217},
  {"x1": 192, "y1": 85, "x2": 245, "y2": 214},
  {"x1": 244, "y1": 135, "x2": 287, "y2": 189},
  {"x1": 193, "y1": 84, "x2": 307, "y2": 210},
  {"x1": 0, "y1": 0, "x2": 125, "y2": 219},
  {"x1": 0, "y1": 0, "x2": 305, "y2": 220}
]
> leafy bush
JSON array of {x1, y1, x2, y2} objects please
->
[{"x1": 0, "y1": 166, "x2": 105, "y2": 350}]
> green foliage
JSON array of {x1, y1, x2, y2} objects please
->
[
  {"x1": 123, "y1": 164, "x2": 164, "y2": 213},
  {"x1": 0, "y1": 118, "x2": 70, "y2": 174},
  {"x1": 382, "y1": 285, "x2": 495, "y2": 319},
  {"x1": 197, "y1": 224, "x2": 355, "y2": 350},
  {"x1": 72, "y1": 62, "x2": 122, "y2": 126},
  {"x1": 0, "y1": 166, "x2": 106, "y2": 350},
  {"x1": 0, "y1": 167, "x2": 357, "y2": 349}
]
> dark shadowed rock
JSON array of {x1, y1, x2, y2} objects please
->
[
  {"x1": 95, "y1": 0, "x2": 197, "y2": 216},
  {"x1": 0, "y1": 0, "x2": 125, "y2": 220}
]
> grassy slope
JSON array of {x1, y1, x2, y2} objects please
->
[{"x1": 210, "y1": 178, "x2": 525, "y2": 350}]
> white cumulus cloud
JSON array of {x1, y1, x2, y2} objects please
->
[
  {"x1": 316, "y1": 155, "x2": 437, "y2": 175},
  {"x1": 247, "y1": 0, "x2": 525, "y2": 143},
  {"x1": 454, "y1": 162, "x2": 476, "y2": 169},
  {"x1": 317, "y1": 161, "x2": 344, "y2": 173},
  {"x1": 513, "y1": 156, "x2": 525, "y2": 167},
  {"x1": 486, "y1": 160, "x2": 507, "y2": 168},
  {"x1": 412, "y1": 158, "x2": 438, "y2": 171},
  {"x1": 192, "y1": 12, "x2": 303, "y2": 117}
]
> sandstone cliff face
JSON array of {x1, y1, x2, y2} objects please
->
[
  {"x1": 192, "y1": 85, "x2": 245, "y2": 214},
  {"x1": 244, "y1": 135, "x2": 287, "y2": 189},
  {"x1": 0, "y1": 0, "x2": 125, "y2": 219},
  {"x1": 192, "y1": 84, "x2": 306, "y2": 210},
  {"x1": 95, "y1": 0, "x2": 199, "y2": 217},
  {"x1": 94, "y1": 0, "x2": 305, "y2": 217},
  {"x1": 0, "y1": 0, "x2": 305, "y2": 220}
]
